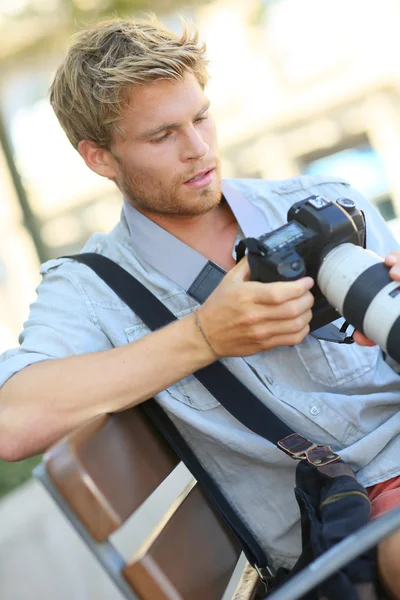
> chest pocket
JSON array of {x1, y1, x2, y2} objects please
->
[
  {"x1": 294, "y1": 335, "x2": 380, "y2": 387},
  {"x1": 125, "y1": 324, "x2": 220, "y2": 411}
]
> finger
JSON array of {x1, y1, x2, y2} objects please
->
[
  {"x1": 277, "y1": 294, "x2": 314, "y2": 319},
  {"x1": 227, "y1": 256, "x2": 251, "y2": 282},
  {"x1": 262, "y1": 324, "x2": 311, "y2": 350},
  {"x1": 249, "y1": 310, "x2": 312, "y2": 342},
  {"x1": 352, "y1": 330, "x2": 376, "y2": 347},
  {"x1": 385, "y1": 252, "x2": 400, "y2": 267},
  {"x1": 389, "y1": 265, "x2": 400, "y2": 281},
  {"x1": 271, "y1": 310, "x2": 313, "y2": 334},
  {"x1": 256, "y1": 294, "x2": 314, "y2": 321},
  {"x1": 385, "y1": 251, "x2": 400, "y2": 280},
  {"x1": 251, "y1": 277, "x2": 314, "y2": 305}
]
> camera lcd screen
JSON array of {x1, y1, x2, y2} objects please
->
[{"x1": 263, "y1": 222, "x2": 304, "y2": 250}]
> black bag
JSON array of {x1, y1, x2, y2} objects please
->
[
  {"x1": 268, "y1": 460, "x2": 378, "y2": 599},
  {"x1": 67, "y1": 253, "x2": 382, "y2": 600}
]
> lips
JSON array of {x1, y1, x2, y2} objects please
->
[{"x1": 185, "y1": 167, "x2": 214, "y2": 184}]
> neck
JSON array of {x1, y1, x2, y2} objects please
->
[
  {"x1": 137, "y1": 201, "x2": 238, "y2": 271},
  {"x1": 141, "y1": 201, "x2": 235, "y2": 244}
]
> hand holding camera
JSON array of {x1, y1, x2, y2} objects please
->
[{"x1": 196, "y1": 257, "x2": 315, "y2": 358}]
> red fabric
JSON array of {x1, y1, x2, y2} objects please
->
[{"x1": 366, "y1": 476, "x2": 400, "y2": 519}]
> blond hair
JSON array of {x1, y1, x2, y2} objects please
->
[{"x1": 50, "y1": 16, "x2": 208, "y2": 149}]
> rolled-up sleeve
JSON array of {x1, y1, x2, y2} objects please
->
[{"x1": 0, "y1": 259, "x2": 112, "y2": 388}]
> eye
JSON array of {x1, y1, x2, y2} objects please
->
[
  {"x1": 151, "y1": 132, "x2": 170, "y2": 144},
  {"x1": 195, "y1": 113, "x2": 208, "y2": 123}
]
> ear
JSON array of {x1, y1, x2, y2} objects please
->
[{"x1": 78, "y1": 139, "x2": 118, "y2": 179}]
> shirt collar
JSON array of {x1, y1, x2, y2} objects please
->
[{"x1": 123, "y1": 180, "x2": 269, "y2": 290}]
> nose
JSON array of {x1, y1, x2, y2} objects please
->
[{"x1": 180, "y1": 124, "x2": 209, "y2": 161}]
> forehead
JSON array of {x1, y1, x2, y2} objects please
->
[{"x1": 118, "y1": 72, "x2": 207, "y2": 138}]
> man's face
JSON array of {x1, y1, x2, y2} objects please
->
[{"x1": 108, "y1": 71, "x2": 222, "y2": 218}]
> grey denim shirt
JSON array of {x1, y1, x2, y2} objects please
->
[{"x1": 1, "y1": 175, "x2": 400, "y2": 569}]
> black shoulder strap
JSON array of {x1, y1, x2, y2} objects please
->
[{"x1": 68, "y1": 252, "x2": 293, "y2": 444}]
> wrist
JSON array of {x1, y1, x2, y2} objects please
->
[
  {"x1": 178, "y1": 312, "x2": 218, "y2": 366},
  {"x1": 193, "y1": 310, "x2": 219, "y2": 361}
]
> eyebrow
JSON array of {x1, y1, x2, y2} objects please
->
[{"x1": 137, "y1": 101, "x2": 211, "y2": 140}]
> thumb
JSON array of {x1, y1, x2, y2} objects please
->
[
  {"x1": 227, "y1": 255, "x2": 251, "y2": 282},
  {"x1": 353, "y1": 330, "x2": 376, "y2": 347}
]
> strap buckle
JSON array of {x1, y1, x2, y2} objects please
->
[
  {"x1": 277, "y1": 433, "x2": 340, "y2": 467},
  {"x1": 254, "y1": 564, "x2": 274, "y2": 592}
]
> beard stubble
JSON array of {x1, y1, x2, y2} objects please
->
[{"x1": 118, "y1": 161, "x2": 222, "y2": 218}]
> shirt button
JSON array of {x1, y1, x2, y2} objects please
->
[
  {"x1": 265, "y1": 376, "x2": 274, "y2": 385},
  {"x1": 310, "y1": 406, "x2": 319, "y2": 416}
]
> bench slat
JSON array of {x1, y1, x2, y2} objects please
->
[
  {"x1": 123, "y1": 484, "x2": 241, "y2": 600},
  {"x1": 41, "y1": 406, "x2": 263, "y2": 599},
  {"x1": 44, "y1": 408, "x2": 179, "y2": 540}
]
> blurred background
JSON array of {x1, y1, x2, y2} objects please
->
[{"x1": 1, "y1": 0, "x2": 400, "y2": 597}]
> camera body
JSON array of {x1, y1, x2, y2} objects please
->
[{"x1": 236, "y1": 195, "x2": 366, "y2": 331}]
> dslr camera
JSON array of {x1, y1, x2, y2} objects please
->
[{"x1": 236, "y1": 195, "x2": 400, "y2": 363}]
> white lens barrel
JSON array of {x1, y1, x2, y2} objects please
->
[
  {"x1": 318, "y1": 244, "x2": 400, "y2": 361},
  {"x1": 364, "y1": 285, "x2": 400, "y2": 354},
  {"x1": 318, "y1": 244, "x2": 383, "y2": 313}
]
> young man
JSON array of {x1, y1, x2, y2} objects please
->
[{"x1": 1, "y1": 16, "x2": 400, "y2": 595}]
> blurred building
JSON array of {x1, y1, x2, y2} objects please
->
[
  {"x1": 205, "y1": 0, "x2": 400, "y2": 229},
  {"x1": 1, "y1": 0, "x2": 400, "y2": 345}
]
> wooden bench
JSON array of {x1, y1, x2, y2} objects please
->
[{"x1": 34, "y1": 406, "x2": 264, "y2": 600}]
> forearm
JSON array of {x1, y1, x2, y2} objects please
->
[
  {"x1": 0, "y1": 258, "x2": 316, "y2": 460},
  {"x1": 0, "y1": 314, "x2": 214, "y2": 460}
]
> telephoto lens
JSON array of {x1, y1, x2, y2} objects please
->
[{"x1": 318, "y1": 244, "x2": 400, "y2": 363}]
